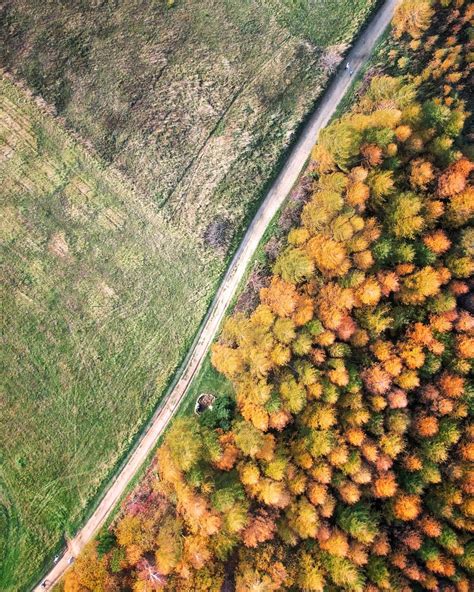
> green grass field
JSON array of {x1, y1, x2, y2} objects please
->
[
  {"x1": 0, "y1": 1, "x2": 379, "y2": 588},
  {"x1": 0, "y1": 77, "x2": 224, "y2": 589}
]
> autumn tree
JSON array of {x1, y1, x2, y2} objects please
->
[{"x1": 392, "y1": 0, "x2": 434, "y2": 40}]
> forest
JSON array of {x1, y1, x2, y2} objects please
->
[{"x1": 62, "y1": 1, "x2": 473, "y2": 590}]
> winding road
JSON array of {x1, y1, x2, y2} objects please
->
[{"x1": 34, "y1": 1, "x2": 399, "y2": 589}]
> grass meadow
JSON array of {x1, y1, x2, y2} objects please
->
[
  {"x1": 1, "y1": 0, "x2": 377, "y2": 246},
  {"x1": 0, "y1": 1, "x2": 378, "y2": 588},
  {"x1": 0, "y1": 77, "x2": 223, "y2": 589}
]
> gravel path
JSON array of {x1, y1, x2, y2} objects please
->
[{"x1": 34, "y1": 1, "x2": 399, "y2": 588}]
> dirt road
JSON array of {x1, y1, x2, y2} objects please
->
[{"x1": 34, "y1": 1, "x2": 399, "y2": 588}]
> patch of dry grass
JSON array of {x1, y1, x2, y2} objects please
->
[{"x1": 1, "y1": 0, "x2": 377, "y2": 244}]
